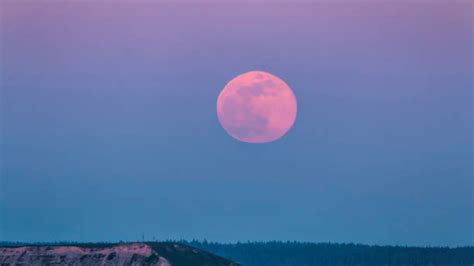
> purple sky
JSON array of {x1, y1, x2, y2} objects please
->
[{"x1": 0, "y1": 1, "x2": 472, "y2": 246}]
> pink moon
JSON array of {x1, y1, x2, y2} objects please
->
[{"x1": 217, "y1": 71, "x2": 297, "y2": 143}]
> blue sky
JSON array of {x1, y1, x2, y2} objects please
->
[{"x1": 0, "y1": 1, "x2": 472, "y2": 246}]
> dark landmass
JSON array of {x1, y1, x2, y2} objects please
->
[
  {"x1": 185, "y1": 240, "x2": 474, "y2": 266},
  {"x1": 1, "y1": 241, "x2": 473, "y2": 266},
  {"x1": 0, "y1": 242, "x2": 238, "y2": 266}
]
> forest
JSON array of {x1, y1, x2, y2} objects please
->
[{"x1": 184, "y1": 240, "x2": 474, "y2": 266}]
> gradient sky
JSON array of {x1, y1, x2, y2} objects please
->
[{"x1": 0, "y1": 1, "x2": 472, "y2": 246}]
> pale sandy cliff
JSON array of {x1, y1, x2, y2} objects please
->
[{"x1": 0, "y1": 242, "x2": 239, "y2": 266}]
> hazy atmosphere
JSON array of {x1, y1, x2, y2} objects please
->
[{"x1": 1, "y1": 1, "x2": 472, "y2": 247}]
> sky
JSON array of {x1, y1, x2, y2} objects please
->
[{"x1": 0, "y1": 1, "x2": 472, "y2": 247}]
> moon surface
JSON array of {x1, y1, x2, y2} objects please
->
[{"x1": 217, "y1": 71, "x2": 297, "y2": 143}]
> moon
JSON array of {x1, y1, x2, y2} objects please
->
[{"x1": 217, "y1": 71, "x2": 297, "y2": 143}]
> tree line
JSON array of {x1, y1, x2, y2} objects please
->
[{"x1": 183, "y1": 240, "x2": 474, "y2": 266}]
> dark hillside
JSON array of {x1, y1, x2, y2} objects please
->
[{"x1": 147, "y1": 242, "x2": 239, "y2": 266}]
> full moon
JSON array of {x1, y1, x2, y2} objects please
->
[{"x1": 217, "y1": 71, "x2": 297, "y2": 143}]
